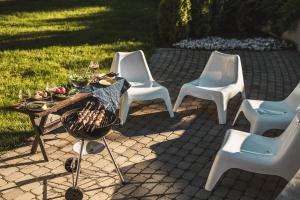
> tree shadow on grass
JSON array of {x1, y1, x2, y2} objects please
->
[
  {"x1": 0, "y1": 0, "x2": 159, "y2": 53},
  {"x1": 0, "y1": 0, "x2": 101, "y2": 15}
]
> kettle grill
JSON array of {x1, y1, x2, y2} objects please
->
[{"x1": 61, "y1": 103, "x2": 126, "y2": 199}]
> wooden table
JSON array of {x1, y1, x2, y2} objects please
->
[{"x1": 3, "y1": 93, "x2": 92, "y2": 161}]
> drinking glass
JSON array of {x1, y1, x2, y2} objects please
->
[
  {"x1": 47, "y1": 83, "x2": 56, "y2": 102},
  {"x1": 46, "y1": 82, "x2": 49, "y2": 91}
]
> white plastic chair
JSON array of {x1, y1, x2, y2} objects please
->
[
  {"x1": 110, "y1": 50, "x2": 174, "y2": 124},
  {"x1": 233, "y1": 82, "x2": 300, "y2": 134},
  {"x1": 205, "y1": 112, "x2": 300, "y2": 191},
  {"x1": 173, "y1": 51, "x2": 245, "y2": 124}
]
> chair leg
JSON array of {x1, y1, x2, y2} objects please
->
[
  {"x1": 249, "y1": 122, "x2": 266, "y2": 135},
  {"x1": 173, "y1": 91, "x2": 186, "y2": 112},
  {"x1": 205, "y1": 156, "x2": 229, "y2": 191},
  {"x1": 232, "y1": 105, "x2": 243, "y2": 126},
  {"x1": 162, "y1": 92, "x2": 174, "y2": 118},
  {"x1": 216, "y1": 102, "x2": 227, "y2": 124},
  {"x1": 241, "y1": 88, "x2": 246, "y2": 100}
]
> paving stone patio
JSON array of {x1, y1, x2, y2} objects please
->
[{"x1": 1, "y1": 48, "x2": 300, "y2": 200}]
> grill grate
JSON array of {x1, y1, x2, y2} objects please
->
[{"x1": 62, "y1": 101, "x2": 117, "y2": 140}]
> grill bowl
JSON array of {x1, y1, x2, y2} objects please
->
[{"x1": 61, "y1": 108, "x2": 117, "y2": 140}]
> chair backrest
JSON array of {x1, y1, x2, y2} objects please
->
[
  {"x1": 283, "y1": 82, "x2": 300, "y2": 111},
  {"x1": 275, "y1": 112, "x2": 300, "y2": 167},
  {"x1": 200, "y1": 51, "x2": 243, "y2": 85},
  {"x1": 110, "y1": 50, "x2": 154, "y2": 84}
]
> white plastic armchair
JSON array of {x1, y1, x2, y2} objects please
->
[
  {"x1": 110, "y1": 50, "x2": 174, "y2": 124},
  {"x1": 205, "y1": 112, "x2": 300, "y2": 191},
  {"x1": 173, "y1": 51, "x2": 245, "y2": 124},
  {"x1": 233, "y1": 82, "x2": 300, "y2": 134}
]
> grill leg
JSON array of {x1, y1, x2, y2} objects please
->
[
  {"x1": 74, "y1": 139, "x2": 84, "y2": 188},
  {"x1": 103, "y1": 137, "x2": 125, "y2": 184}
]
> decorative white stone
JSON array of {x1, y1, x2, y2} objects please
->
[{"x1": 173, "y1": 37, "x2": 292, "y2": 51}]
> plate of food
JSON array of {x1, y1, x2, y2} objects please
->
[
  {"x1": 99, "y1": 77, "x2": 116, "y2": 86},
  {"x1": 25, "y1": 101, "x2": 55, "y2": 112},
  {"x1": 31, "y1": 91, "x2": 50, "y2": 101},
  {"x1": 51, "y1": 86, "x2": 78, "y2": 100},
  {"x1": 90, "y1": 72, "x2": 118, "y2": 85}
]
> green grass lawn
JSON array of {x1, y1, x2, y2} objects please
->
[{"x1": 0, "y1": 0, "x2": 159, "y2": 151}]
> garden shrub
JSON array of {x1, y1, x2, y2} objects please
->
[
  {"x1": 214, "y1": 0, "x2": 300, "y2": 36},
  {"x1": 157, "y1": 0, "x2": 192, "y2": 44},
  {"x1": 158, "y1": 0, "x2": 300, "y2": 41},
  {"x1": 207, "y1": 0, "x2": 282, "y2": 37},
  {"x1": 207, "y1": 0, "x2": 224, "y2": 35},
  {"x1": 190, "y1": 0, "x2": 211, "y2": 37},
  {"x1": 235, "y1": 0, "x2": 263, "y2": 36},
  {"x1": 214, "y1": 0, "x2": 241, "y2": 36},
  {"x1": 276, "y1": 0, "x2": 300, "y2": 33},
  {"x1": 235, "y1": 0, "x2": 283, "y2": 36}
]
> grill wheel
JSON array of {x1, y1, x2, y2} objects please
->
[
  {"x1": 65, "y1": 187, "x2": 83, "y2": 200},
  {"x1": 65, "y1": 157, "x2": 78, "y2": 173}
]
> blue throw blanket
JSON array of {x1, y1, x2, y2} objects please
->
[{"x1": 78, "y1": 77, "x2": 130, "y2": 112}]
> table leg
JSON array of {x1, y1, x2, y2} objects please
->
[{"x1": 30, "y1": 115, "x2": 49, "y2": 161}]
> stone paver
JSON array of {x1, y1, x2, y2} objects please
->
[{"x1": 1, "y1": 48, "x2": 300, "y2": 199}]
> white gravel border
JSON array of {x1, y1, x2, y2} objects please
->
[{"x1": 173, "y1": 37, "x2": 292, "y2": 51}]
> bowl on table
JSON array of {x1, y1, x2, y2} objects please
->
[{"x1": 69, "y1": 73, "x2": 89, "y2": 87}]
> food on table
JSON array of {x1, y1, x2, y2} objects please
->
[
  {"x1": 69, "y1": 73, "x2": 89, "y2": 86},
  {"x1": 54, "y1": 86, "x2": 78, "y2": 99},
  {"x1": 59, "y1": 87, "x2": 66, "y2": 94},
  {"x1": 47, "y1": 86, "x2": 78, "y2": 100},
  {"x1": 90, "y1": 72, "x2": 117, "y2": 85},
  {"x1": 67, "y1": 88, "x2": 77, "y2": 96},
  {"x1": 25, "y1": 101, "x2": 55, "y2": 111},
  {"x1": 49, "y1": 87, "x2": 66, "y2": 95},
  {"x1": 32, "y1": 91, "x2": 48, "y2": 100},
  {"x1": 90, "y1": 73, "x2": 105, "y2": 83},
  {"x1": 99, "y1": 77, "x2": 116, "y2": 86},
  {"x1": 41, "y1": 104, "x2": 48, "y2": 110},
  {"x1": 42, "y1": 102, "x2": 55, "y2": 110},
  {"x1": 32, "y1": 86, "x2": 72, "y2": 101}
]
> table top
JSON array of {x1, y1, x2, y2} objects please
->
[
  {"x1": 2, "y1": 75, "x2": 130, "y2": 118},
  {"x1": 3, "y1": 92, "x2": 92, "y2": 118}
]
